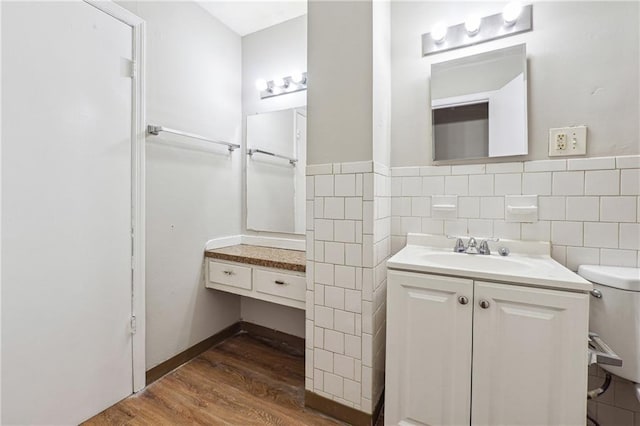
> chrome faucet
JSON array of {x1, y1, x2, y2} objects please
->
[
  {"x1": 465, "y1": 237, "x2": 480, "y2": 254},
  {"x1": 449, "y1": 236, "x2": 498, "y2": 255},
  {"x1": 479, "y1": 240, "x2": 491, "y2": 255}
]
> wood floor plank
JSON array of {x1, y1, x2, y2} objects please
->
[{"x1": 84, "y1": 332, "x2": 345, "y2": 426}]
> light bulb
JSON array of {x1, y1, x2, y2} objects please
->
[
  {"x1": 503, "y1": 1, "x2": 523, "y2": 26},
  {"x1": 291, "y1": 71, "x2": 304, "y2": 84},
  {"x1": 431, "y1": 23, "x2": 447, "y2": 44},
  {"x1": 465, "y1": 15, "x2": 481, "y2": 35},
  {"x1": 255, "y1": 78, "x2": 268, "y2": 91},
  {"x1": 273, "y1": 77, "x2": 285, "y2": 87}
]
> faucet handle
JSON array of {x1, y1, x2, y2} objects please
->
[
  {"x1": 453, "y1": 238, "x2": 466, "y2": 253},
  {"x1": 479, "y1": 240, "x2": 491, "y2": 255}
]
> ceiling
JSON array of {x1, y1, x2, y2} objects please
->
[{"x1": 197, "y1": 1, "x2": 307, "y2": 36}]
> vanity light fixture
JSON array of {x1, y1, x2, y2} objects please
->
[
  {"x1": 257, "y1": 71, "x2": 308, "y2": 99},
  {"x1": 431, "y1": 23, "x2": 448, "y2": 43},
  {"x1": 422, "y1": 3, "x2": 532, "y2": 56},
  {"x1": 291, "y1": 70, "x2": 305, "y2": 84},
  {"x1": 255, "y1": 78, "x2": 268, "y2": 92},
  {"x1": 272, "y1": 76, "x2": 286, "y2": 88},
  {"x1": 464, "y1": 15, "x2": 481, "y2": 35},
  {"x1": 502, "y1": 1, "x2": 523, "y2": 26}
]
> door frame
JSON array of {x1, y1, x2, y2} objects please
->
[{"x1": 84, "y1": 0, "x2": 146, "y2": 392}]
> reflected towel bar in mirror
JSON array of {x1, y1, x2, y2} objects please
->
[
  {"x1": 147, "y1": 125, "x2": 240, "y2": 152},
  {"x1": 247, "y1": 148, "x2": 297, "y2": 166}
]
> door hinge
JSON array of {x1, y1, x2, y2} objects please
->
[
  {"x1": 130, "y1": 60, "x2": 137, "y2": 79},
  {"x1": 130, "y1": 315, "x2": 137, "y2": 334}
]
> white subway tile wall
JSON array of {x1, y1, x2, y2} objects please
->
[
  {"x1": 306, "y1": 161, "x2": 390, "y2": 413},
  {"x1": 389, "y1": 156, "x2": 640, "y2": 270}
]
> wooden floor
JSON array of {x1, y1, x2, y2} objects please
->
[{"x1": 85, "y1": 332, "x2": 345, "y2": 425}]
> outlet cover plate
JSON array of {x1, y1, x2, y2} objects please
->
[{"x1": 549, "y1": 126, "x2": 587, "y2": 157}]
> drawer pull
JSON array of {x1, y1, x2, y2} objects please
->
[
  {"x1": 274, "y1": 280, "x2": 286, "y2": 285},
  {"x1": 223, "y1": 270, "x2": 235, "y2": 276}
]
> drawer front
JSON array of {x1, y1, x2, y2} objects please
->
[
  {"x1": 254, "y1": 269, "x2": 306, "y2": 302},
  {"x1": 208, "y1": 261, "x2": 252, "y2": 290}
]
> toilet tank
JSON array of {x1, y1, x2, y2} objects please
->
[{"x1": 579, "y1": 265, "x2": 640, "y2": 383}]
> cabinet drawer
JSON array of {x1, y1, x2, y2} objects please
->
[
  {"x1": 208, "y1": 261, "x2": 252, "y2": 290},
  {"x1": 254, "y1": 269, "x2": 305, "y2": 302}
]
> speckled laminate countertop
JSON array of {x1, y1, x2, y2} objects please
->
[{"x1": 205, "y1": 244, "x2": 306, "y2": 273}]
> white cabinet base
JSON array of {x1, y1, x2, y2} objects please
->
[
  {"x1": 386, "y1": 270, "x2": 589, "y2": 426},
  {"x1": 386, "y1": 271, "x2": 473, "y2": 426}
]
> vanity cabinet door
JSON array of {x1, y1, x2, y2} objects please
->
[
  {"x1": 386, "y1": 270, "x2": 473, "y2": 426},
  {"x1": 471, "y1": 281, "x2": 589, "y2": 426}
]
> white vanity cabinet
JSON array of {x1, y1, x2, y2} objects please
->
[{"x1": 386, "y1": 269, "x2": 589, "y2": 426}]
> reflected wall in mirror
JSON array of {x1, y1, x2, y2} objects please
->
[
  {"x1": 246, "y1": 108, "x2": 306, "y2": 234},
  {"x1": 431, "y1": 43, "x2": 527, "y2": 162}
]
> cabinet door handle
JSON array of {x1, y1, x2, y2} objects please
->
[
  {"x1": 479, "y1": 299, "x2": 490, "y2": 309},
  {"x1": 223, "y1": 270, "x2": 234, "y2": 276},
  {"x1": 457, "y1": 296, "x2": 469, "y2": 305},
  {"x1": 274, "y1": 280, "x2": 286, "y2": 285}
]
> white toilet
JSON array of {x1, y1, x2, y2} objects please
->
[{"x1": 578, "y1": 265, "x2": 640, "y2": 402}]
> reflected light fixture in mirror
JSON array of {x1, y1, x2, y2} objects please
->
[{"x1": 422, "y1": 2, "x2": 532, "y2": 56}]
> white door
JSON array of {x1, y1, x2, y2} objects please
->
[
  {"x1": 2, "y1": 2, "x2": 135, "y2": 424},
  {"x1": 386, "y1": 271, "x2": 473, "y2": 426},
  {"x1": 488, "y1": 73, "x2": 527, "y2": 157},
  {"x1": 471, "y1": 281, "x2": 589, "y2": 426}
]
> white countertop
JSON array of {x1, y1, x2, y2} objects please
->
[{"x1": 387, "y1": 234, "x2": 592, "y2": 293}]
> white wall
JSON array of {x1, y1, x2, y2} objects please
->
[
  {"x1": 391, "y1": 1, "x2": 640, "y2": 167},
  {"x1": 242, "y1": 15, "x2": 307, "y2": 118},
  {"x1": 241, "y1": 15, "x2": 307, "y2": 336},
  {"x1": 307, "y1": 1, "x2": 373, "y2": 165},
  {"x1": 373, "y1": 0, "x2": 391, "y2": 167},
  {"x1": 241, "y1": 297, "x2": 305, "y2": 338},
  {"x1": 119, "y1": 1, "x2": 243, "y2": 370}
]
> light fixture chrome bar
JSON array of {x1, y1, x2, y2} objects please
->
[
  {"x1": 260, "y1": 72, "x2": 308, "y2": 100},
  {"x1": 422, "y1": 4, "x2": 532, "y2": 57},
  {"x1": 146, "y1": 125, "x2": 240, "y2": 152},
  {"x1": 248, "y1": 148, "x2": 297, "y2": 166}
]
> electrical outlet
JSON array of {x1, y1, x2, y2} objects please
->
[
  {"x1": 555, "y1": 133, "x2": 567, "y2": 150},
  {"x1": 549, "y1": 126, "x2": 587, "y2": 157}
]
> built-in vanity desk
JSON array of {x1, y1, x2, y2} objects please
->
[{"x1": 204, "y1": 245, "x2": 306, "y2": 310}]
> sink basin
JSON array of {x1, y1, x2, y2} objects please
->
[
  {"x1": 419, "y1": 252, "x2": 535, "y2": 274},
  {"x1": 386, "y1": 234, "x2": 592, "y2": 292}
]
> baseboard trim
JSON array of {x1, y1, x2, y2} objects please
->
[
  {"x1": 145, "y1": 322, "x2": 241, "y2": 384},
  {"x1": 239, "y1": 321, "x2": 305, "y2": 353},
  {"x1": 305, "y1": 389, "x2": 384, "y2": 426}
]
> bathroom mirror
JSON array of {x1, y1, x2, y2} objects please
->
[
  {"x1": 431, "y1": 43, "x2": 527, "y2": 162},
  {"x1": 246, "y1": 108, "x2": 306, "y2": 234}
]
